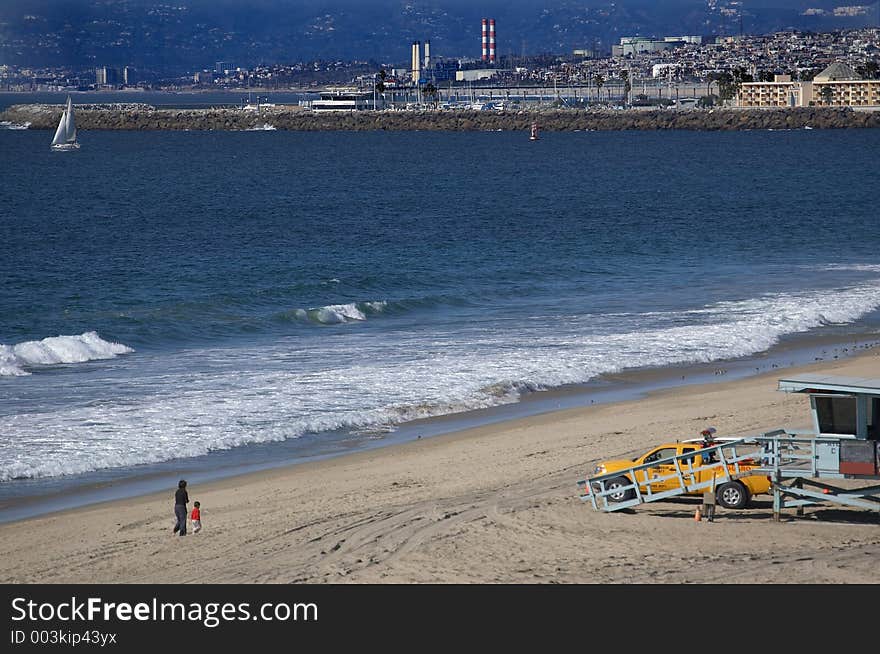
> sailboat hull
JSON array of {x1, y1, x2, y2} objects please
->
[{"x1": 51, "y1": 142, "x2": 80, "y2": 151}]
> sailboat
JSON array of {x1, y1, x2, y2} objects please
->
[
  {"x1": 50, "y1": 96, "x2": 80, "y2": 151},
  {"x1": 529, "y1": 121, "x2": 540, "y2": 141}
]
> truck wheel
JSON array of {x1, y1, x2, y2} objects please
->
[
  {"x1": 605, "y1": 476, "x2": 636, "y2": 502},
  {"x1": 716, "y1": 481, "x2": 750, "y2": 510}
]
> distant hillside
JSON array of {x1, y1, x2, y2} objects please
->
[{"x1": 1, "y1": 1, "x2": 877, "y2": 72}]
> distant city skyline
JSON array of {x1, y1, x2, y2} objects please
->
[{"x1": 1, "y1": 1, "x2": 879, "y2": 72}]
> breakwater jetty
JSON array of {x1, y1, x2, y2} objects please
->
[{"x1": 3, "y1": 102, "x2": 879, "y2": 131}]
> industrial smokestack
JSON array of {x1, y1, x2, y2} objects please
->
[
  {"x1": 481, "y1": 18, "x2": 488, "y2": 61},
  {"x1": 411, "y1": 41, "x2": 421, "y2": 84},
  {"x1": 489, "y1": 19, "x2": 496, "y2": 64},
  {"x1": 424, "y1": 40, "x2": 431, "y2": 71}
]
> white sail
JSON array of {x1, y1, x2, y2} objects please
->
[
  {"x1": 65, "y1": 96, "x2": 77, "y2": 143},
  {"x1": 51, "y1": 96, "x2": 79, "y2": 149},
  {"x1": 51, "y1": 110, "x2": 68, "y2": 145}
]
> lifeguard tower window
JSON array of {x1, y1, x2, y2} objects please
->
[
  {"x1": 868, "y1": 398, "x2": 880, "y2": 439},
  {"x1": 815, "y1": 396, "x2": 857, "y2": 435}
]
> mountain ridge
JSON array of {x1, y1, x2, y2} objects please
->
[{"x1": 1, "y1": 1, "x2": 877, "y2": 72}]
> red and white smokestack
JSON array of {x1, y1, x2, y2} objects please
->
[
  {"x1": 481, "y1": 18, "x2": 488, "y2": 61},
  {"x1": 489, "y1": 19, "x2": 496, "y2": 64}
]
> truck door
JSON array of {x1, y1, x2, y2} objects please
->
[
  {"x1": 679, "y1": 447, "x2": 698, "y2": 489},
  {"x1": 638, "y1": 447, "x2": 680, "y2": 492}
]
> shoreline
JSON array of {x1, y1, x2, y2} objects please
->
[
  {"x1": 3, "y1": 104, "x2": 880, "y2": 131},
  {"x1": 2, "y1": 345, "x2": 880, "y2": 583},
  {"x1": 2, "y1": 329, "x2": 876, "y2": 524}
]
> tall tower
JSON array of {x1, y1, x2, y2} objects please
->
[
  {"x1": 481, "y1": 18, "x2": 488, "y2": 61},
  {"x1": 488, "y1": 19, "x2": 496, "y2": 64},
  {"x1": 411, "y1": 41, "x2": 421, "y2": 84},
  {"x1": 424, "y1": 40, "x2": 431, "y2": 72}
]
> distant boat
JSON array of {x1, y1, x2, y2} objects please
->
[
  {"x1": 247, "y1": 123, "x2": 277, "y2": 131},
  {"x1": 0, "y1": 120, "x2": 30, "y2": 130},
  {"x1": 529, "y1": 122, "x2": 539, "y2": 141},
  {"x1": 51, "y1": 96, "x2": 80, "y2": 151}
]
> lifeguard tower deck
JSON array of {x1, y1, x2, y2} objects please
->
[{"x1": 578, "y1": 374, "x2": 880, "y2": 519}]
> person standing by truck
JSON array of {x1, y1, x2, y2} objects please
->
[{"x1": 700, "y1": 427, "x2": 718, "y2": 463}]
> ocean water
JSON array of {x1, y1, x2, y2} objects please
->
[{"x1": 1, "y1": 127, "x2": 879, "y2": 516}]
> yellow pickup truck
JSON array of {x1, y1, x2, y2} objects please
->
[{"x1": 591, "y1": 440, "x2": 771, "y2": 509}]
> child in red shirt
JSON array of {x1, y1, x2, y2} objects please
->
[{"x1": 191, "y1": 501, "x2": 201, "y2": 533}]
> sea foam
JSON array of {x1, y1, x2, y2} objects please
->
[
  {"x1": 0, "y1": 331, "x2": 134, "y2": 376},
  {"x1": 3, "y1": 277, "x2": 880, "y2": 482}
]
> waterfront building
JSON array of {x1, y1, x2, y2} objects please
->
[
  {"x1": 739, "y1": 74, "x2": 803, "y2": 107},
  {"x1": 455, "y1": 69, "x2": 498, "y2": 82},
  {"x1": 812, "y1": 77, "x2": 880, "y2": 106},
  {"x1": 430, "y1": 59, "x2": 460, "y2": 82},
  {"x1": 664, "y1": 36, "x2": 703, "y2": 44},
  {"x1": 308, "y1": 88, "x2": 380, "y2": 111},
  {"x1": 612, "y1": 37, "x2": 684, "y2": 57},
  {"x1": 812, "y1": 62, "x2": 880, "y2": 106},
  {"x1": 739, "y1": 63, "x2": 880, "y2": 108}
]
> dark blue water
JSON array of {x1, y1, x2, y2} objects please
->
[{"x1": 1, "y1": 127, "x2": 879, "y2": 514}]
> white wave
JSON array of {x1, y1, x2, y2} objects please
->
[
  {"x1": 0, "y1": 331, "x2": 134, "y2": 376},
  {"x1": 3, "y1": 280, "x2": 880, "y2": 481},
  {"x1": 0, "y1": 346, "x2": 29, "y2": 376},
  {"x1": 363, "y1": 301, "x2": 387, "y2": 313},
  {"x1": 294, "y1": 301, "x2": 387, "y2": 324}
]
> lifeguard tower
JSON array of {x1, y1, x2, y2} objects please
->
[{"x1": 767, "y1": 374, "x2": 880, "y2": 519}]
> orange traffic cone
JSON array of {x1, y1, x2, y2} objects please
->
[{"x1": 694, "y1": 507, "x2": 702, "y2": 522}]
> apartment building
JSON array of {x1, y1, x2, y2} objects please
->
[
  {"x1": 739, "y1": 74, "x2": 803, "y2": 107},
  {"x1": 739, "y1": 62, "x2": 880, "y2": 107}
]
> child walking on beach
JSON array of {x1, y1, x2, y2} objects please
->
[{"x1": 191, "y1": 501, "x2": 201, "y2": 533}]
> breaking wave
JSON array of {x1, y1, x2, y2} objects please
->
[
  {"x1": 0, "y1": 331, "x2": 134, "y2": 376},
  {"x1": 284, "y1": 301, "x2": 388, "y2": 324},
  {"x1": 275, "y1": 294, "x2": 472, "y2": 326},
  {"x1": 4, "y1": 276, "x2": 880, "y2": 481}
]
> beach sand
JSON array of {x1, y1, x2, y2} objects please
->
[{"x1": 2, "y1": 351, "x2": 879, "y2": 585}]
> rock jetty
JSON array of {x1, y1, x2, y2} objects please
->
[{"x1": 3, "y1": 102, "x2": 879, "y2": 131}]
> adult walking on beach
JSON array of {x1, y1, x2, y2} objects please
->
[{"x1": 172, "y1": 479, "x2": 189, "y2": 536}]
